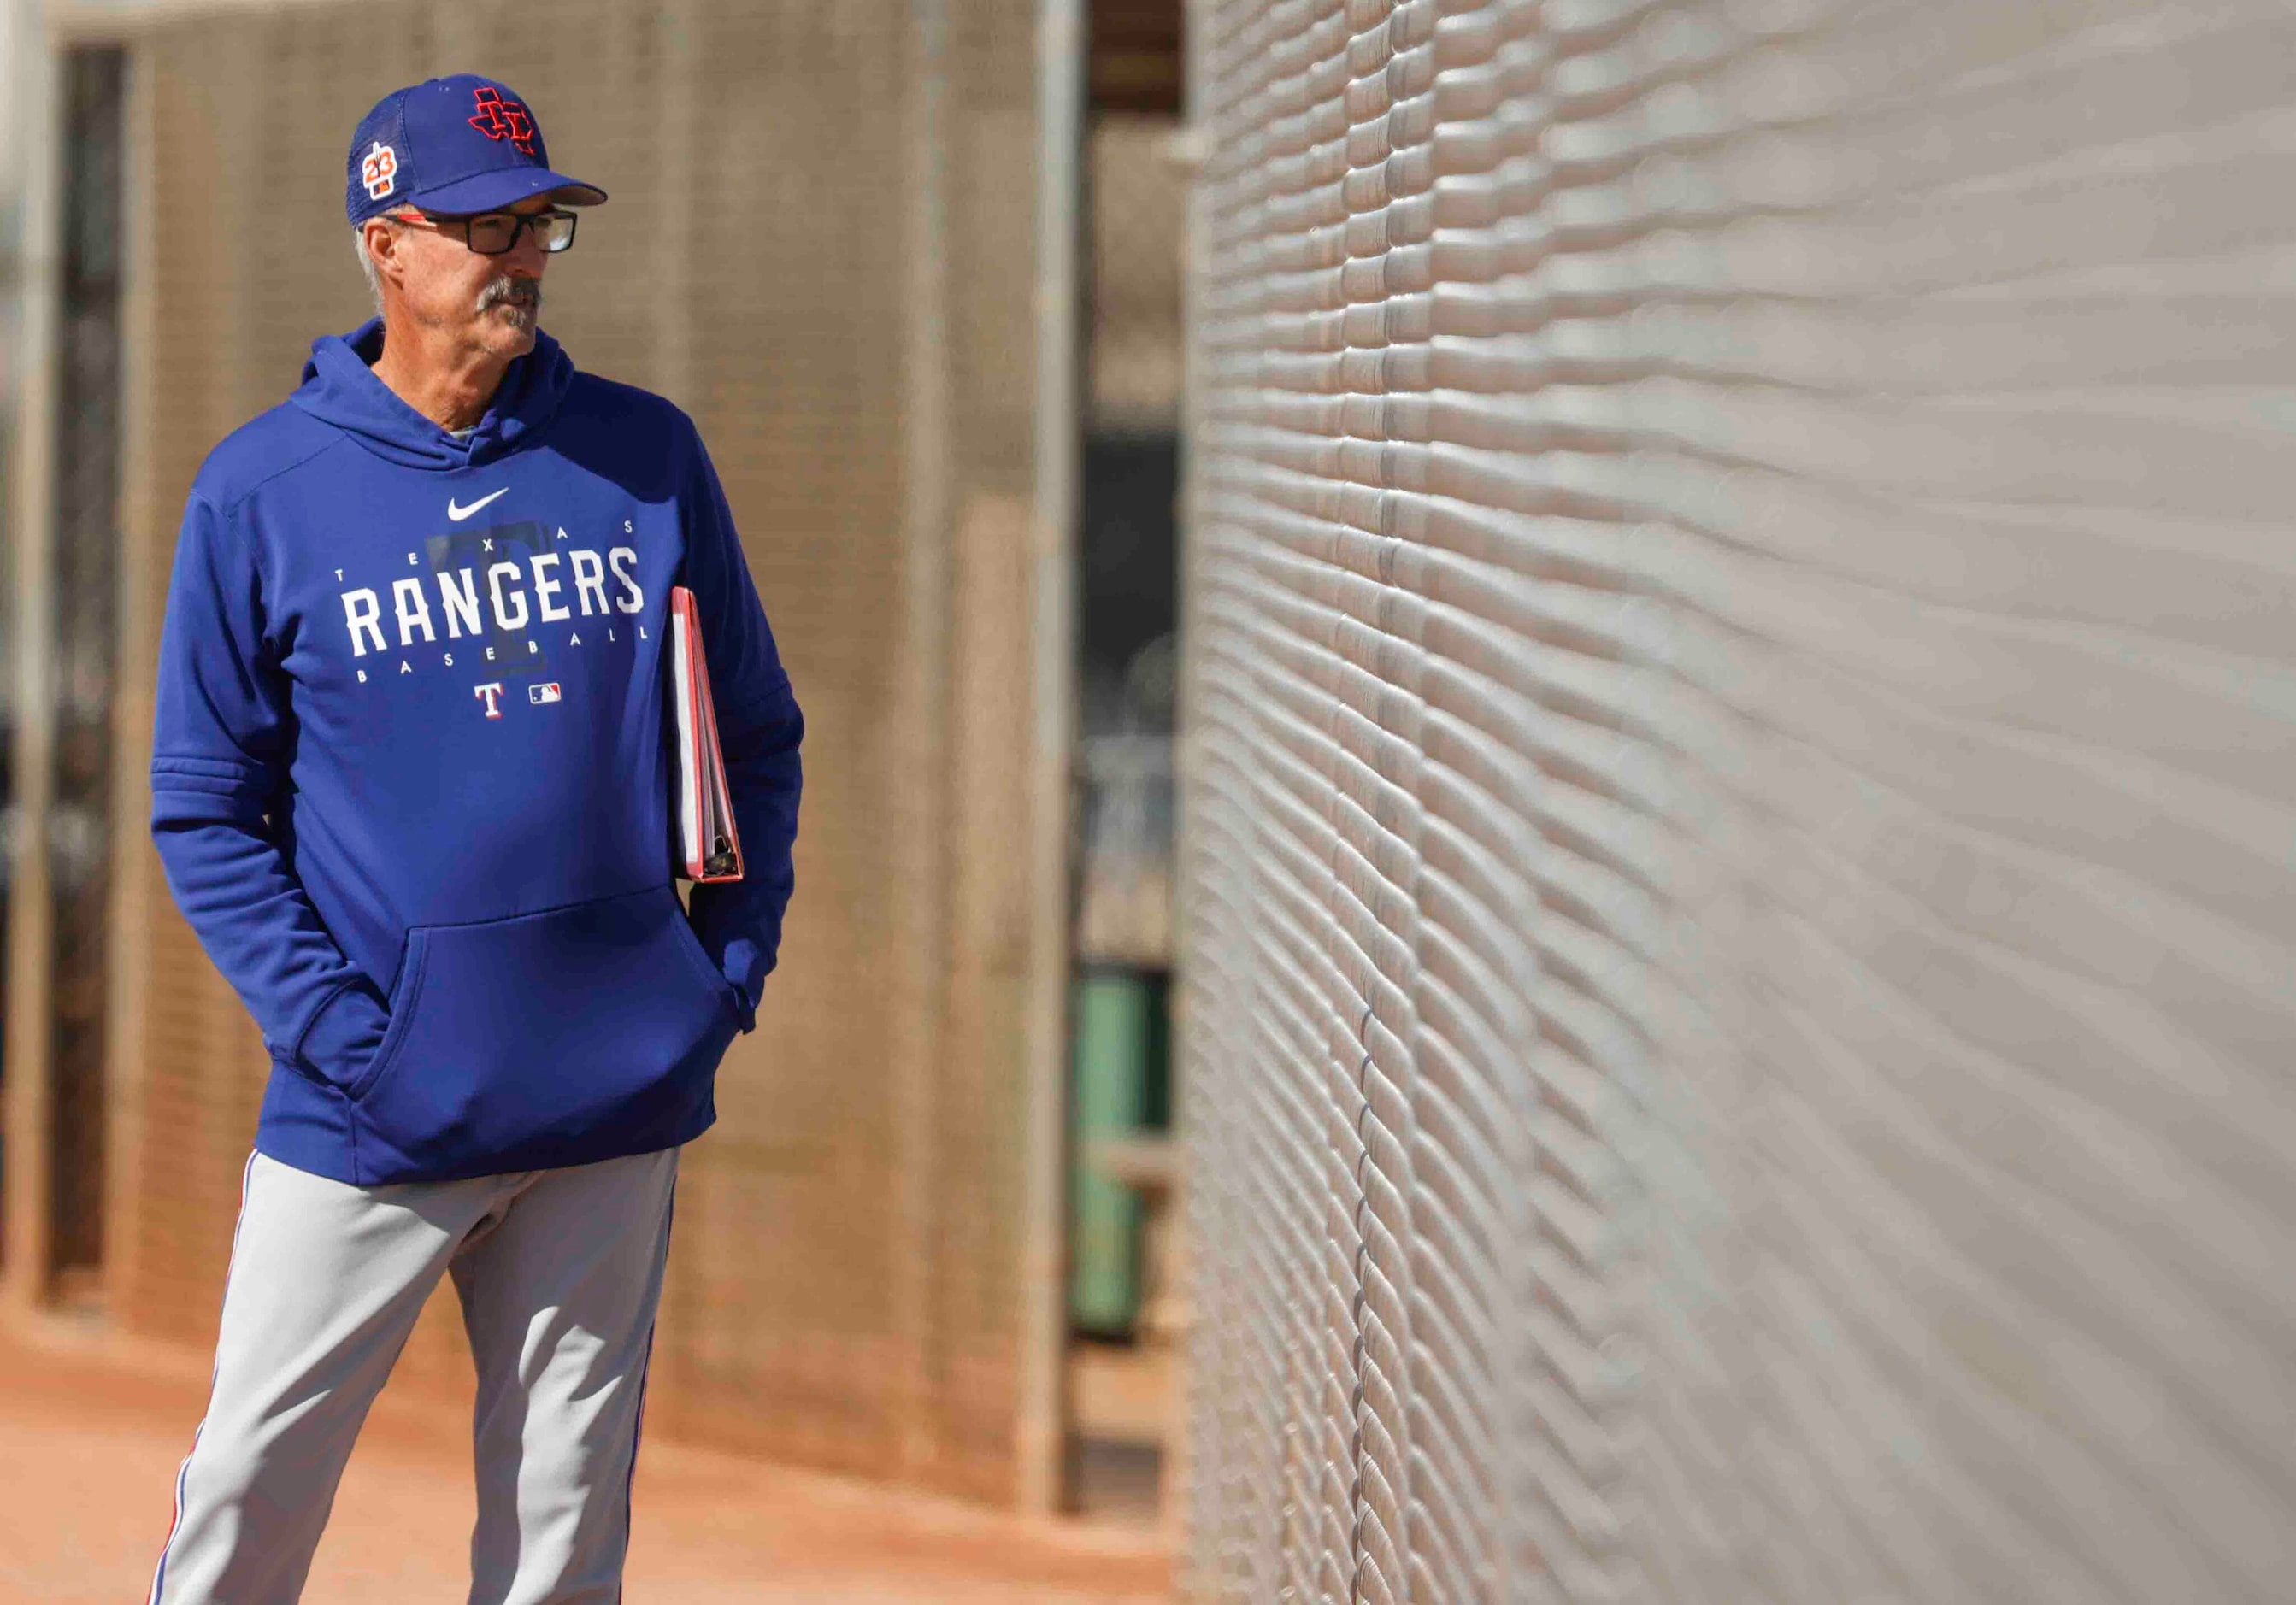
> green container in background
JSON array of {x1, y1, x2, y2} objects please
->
[{"x1": 1069, "y1": 967, "x2": 1169, "y2": 1338}]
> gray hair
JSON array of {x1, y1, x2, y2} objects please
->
[{"x1": 353, "y1": 222, "x2": 386, "y2": 320}]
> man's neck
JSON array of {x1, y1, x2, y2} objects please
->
[{"x1": 369, "y1": 320, "x2": 517, "y2": 433}]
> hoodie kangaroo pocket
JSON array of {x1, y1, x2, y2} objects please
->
[{"x1": 350, "y1": 885, "x2": 736, "y2": 1183}]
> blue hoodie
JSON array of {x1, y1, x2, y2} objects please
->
[{"x1": 151, "y1": 320, "x2": 803, "y2": 1185}]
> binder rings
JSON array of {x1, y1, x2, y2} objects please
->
[{"x1": 668, "y1": 585, "x2": 745, "y2": 883}]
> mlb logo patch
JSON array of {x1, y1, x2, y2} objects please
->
[
  {"x1": 529, "y1": 682, "x2": 562, "y2": 704},
  {"x1": 361, "y1": 141, "x2": 398, "y2": 200}
]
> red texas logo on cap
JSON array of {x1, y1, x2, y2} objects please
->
[
  {"x1": 360, "y1": 141, "x2": 397, "y2": 200},
  {"x1": 468, "y1": 86, "x2": 538, "y2": 156}
]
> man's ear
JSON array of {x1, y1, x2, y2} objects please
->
[{"x1": 362, "y1": 218, "x2": 401, "y2": 289}]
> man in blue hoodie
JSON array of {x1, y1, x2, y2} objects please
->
[{"x1": 142, "y1": 75, "x2": 802, "y2": 1602}]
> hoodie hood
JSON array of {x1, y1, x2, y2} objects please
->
[{"x1": 289, "y1": 317, "x2": 574, "y2": 471}]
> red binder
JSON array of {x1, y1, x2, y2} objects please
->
[{"x1": 668, "y1": 585, "x2": 744, "y2": 883}]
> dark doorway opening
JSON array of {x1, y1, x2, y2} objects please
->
[
  {"x1": 46, "y1": 44, "x2": 129, "y2": 1300},
  {"x1": 1068, "y1": 0, "x2": 1185, "y2": 1523}
]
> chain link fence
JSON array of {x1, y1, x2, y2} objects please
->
[{"x1": 1179, "y1": 0, "x2": 2296, "y2": 1598}]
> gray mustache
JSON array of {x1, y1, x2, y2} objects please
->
[{"x1": 477, "y1": 277, "x2": 541, "y2": 315}]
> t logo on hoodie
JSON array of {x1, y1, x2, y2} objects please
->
[{"x1": 474, "y1": 682, "x2": 506, "y2": 718}]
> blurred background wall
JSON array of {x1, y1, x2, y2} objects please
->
[
  {"x1": 0, "y1": 3, "x2": 38, "y2": 1234},
  {"x1": 4, "y1": 0, "x2": 1210, "y2": 1531},
  {"x1": 1, "y1": 0, "x2": 1125, "y2": 1517},
  {"x1": 1179, "y1": 0, "x2": 2296, "y2": 1600}
]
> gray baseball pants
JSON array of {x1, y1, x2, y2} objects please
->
[{"x1": 147, "y1": 1145, "x2": 679, "y2": 1604}]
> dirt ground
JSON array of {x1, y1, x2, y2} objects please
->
[{"x1": 0, "y1": 1311, "x2": 1172, "y2": 1603}]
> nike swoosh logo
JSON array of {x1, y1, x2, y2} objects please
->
[{"x1": 447, "y1": 487, "x2": 509, "y2": 522}]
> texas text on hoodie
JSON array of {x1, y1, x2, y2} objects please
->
[{"x1": 151, "y1": 320, "x2": 804, "y2": 1186}]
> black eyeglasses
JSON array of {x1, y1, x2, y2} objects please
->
[{"x1": 392, "y1": 207, "x2": 578, "y2": 256}]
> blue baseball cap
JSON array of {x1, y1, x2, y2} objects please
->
[{"x1": 345, "y1": 73, "x2": 606, "y2": 225}]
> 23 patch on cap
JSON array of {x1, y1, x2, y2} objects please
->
[{"x1": 360, "y1": 141, "x2": 398, "y2": 200}]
